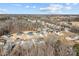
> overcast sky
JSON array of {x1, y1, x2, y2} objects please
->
[{"x1": 0, "y1": 3, "x2": 79, "y2": 14}]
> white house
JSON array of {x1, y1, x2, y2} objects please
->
[{"x1": 65, "y1": 34, "x2": 79, "y2": 40}]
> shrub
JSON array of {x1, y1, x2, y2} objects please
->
[{"x1": 73, "y1": 44, "x2": 79, "y2": 56}]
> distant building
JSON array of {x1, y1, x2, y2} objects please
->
[{"x1": 54, "y1": 31, "x2": 64, "y2": 36}]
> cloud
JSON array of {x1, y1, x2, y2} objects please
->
[
  {"x1": 32, "y1": 6, "x2": 36, "y2": 8},
  {"x1": 0, "y1": 12, "x2": 5, "y2": 14},
  {"x1": 65, "y1": 6, "x2": 72, "y2": 10},
  {"x1": 40, "y1": 4, "x2": 63, "y2": 12},
  {"x1": 66, "y1": 3, "x2": 71, "y2": 5},
  {"x1": 40, "y1": 4, "x2": 72, "y2": 13},
  {"x1": 0, "y1": 8, "x2": 7, "y2": 14},
  {"x1": 73, "y1": 3, "x2": 78, "y2": 5},
  {"x1": 25, "y1": 5, "x2": 36, "y2": 9},
  {"x1": 13, "y1": 4, "x2": 22, "y2": 7},
  {"x1": 0, "y1": 8, "x2": 7, "y2": 12},
  {"x1": 66, "y1": 3, "x2": 78, "y2": 6},
  {"x1": 25, "y1": 5, "x2": 30, "y2": 8}
]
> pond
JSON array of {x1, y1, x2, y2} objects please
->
[{"x1": 27, "y1": 32, "x2": 34, "y2": 36}]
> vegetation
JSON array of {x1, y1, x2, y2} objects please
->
[
  {"x1": 0, "y1": 15, "x2": 78, "y2": 56},
  {"x1": 73, "y1": 44, "x2": 79, "y2": 56}
]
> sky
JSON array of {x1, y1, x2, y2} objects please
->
[{"x1": 0, "y1": 3, "x2": 79, "y2": 14}]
